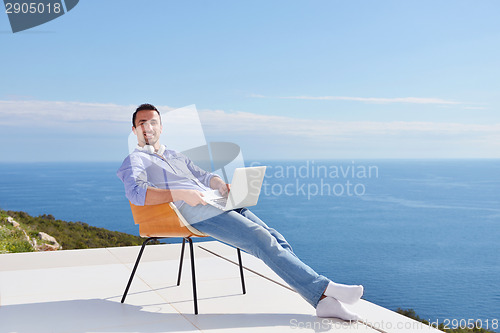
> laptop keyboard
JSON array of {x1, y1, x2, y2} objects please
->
[{"x1": 213, "y1": 197, "x2": 227, "y2": 206}]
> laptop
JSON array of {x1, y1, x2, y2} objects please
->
[{"x1": 202, "y1": 166, "x2": 267, "y2": 211}]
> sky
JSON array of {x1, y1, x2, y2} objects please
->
[{"x1": 1, "y1": 0, "x2": 499, "y2": 162}]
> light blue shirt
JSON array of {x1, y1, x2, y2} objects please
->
[{"x1": 117, "y1": 145, "x2": 219, "y2": 207}]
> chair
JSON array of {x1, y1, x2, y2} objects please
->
[{"x1": 120, "y1": 202, "x2": 246, "y2": 314}]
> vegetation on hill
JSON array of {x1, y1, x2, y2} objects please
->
[
  {"x1": 0, "y1": 217, "x2": 34, "y2": 253},
  {"x1": 0, "y1": 209, "x2": 146, "y2": 253},
  {"x1": 397, "y1": 308, "x2": 497, "y2": 333}
]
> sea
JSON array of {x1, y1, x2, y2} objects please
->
[{"x1": 0, "y1": 159, "x2": 499, "y2": 330}]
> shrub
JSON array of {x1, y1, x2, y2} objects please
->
[
  {"x1": 1, "y1": 209, "x2": 145, "y2": 251},
  {"x1": 4, "y1": 239, "x2": 34, "y2": 253}
]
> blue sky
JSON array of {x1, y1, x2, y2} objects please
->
[{"x1": 1, "y1": 0, "x2": 499, "y2": 162}]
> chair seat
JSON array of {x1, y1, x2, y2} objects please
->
[
  {"x1": 138, "y1": 220, "x2": 205, "y2": 238},
  {"x1": 129, "y1": 202, "x2": 207, "y2": 237}
]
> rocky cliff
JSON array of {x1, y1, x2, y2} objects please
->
[{"x1": 1, "y1": 216, "x2": 62, "y2": 253}]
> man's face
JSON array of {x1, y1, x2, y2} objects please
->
[{"x1": 132, "y1": 110, "x2": 162, "y2": 148}]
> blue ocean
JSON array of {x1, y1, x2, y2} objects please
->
[{"x1": 1, "y1": 159, "x2": 499, "y2": 329}]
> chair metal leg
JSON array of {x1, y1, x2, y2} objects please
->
[
  {"x1": 121, "y1": 237, "x2": 157, "y2": 303},
  {"x1": 122, "y1": 237, "x2": 245, "y2": 315},
  {"x1": 187, "y1": 238, "x2": 199, "y2": 315},
  {"x1": 236, "y1": 248, "x2": 246, "y2": 294},
  {"x1": 177, "y1": 238, "x2": 186, "y2": 286}
]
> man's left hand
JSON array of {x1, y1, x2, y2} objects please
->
[
  {"x1": 211, "y1": 176, "x2": 230, "y2": 197},
  {"x1": 218, "y1": 183, "x2": 230, "y2": 197}
]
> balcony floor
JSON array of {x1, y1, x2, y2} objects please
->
[{"x1": 0, "y1": 241, "x2": 441, "y2": 333}]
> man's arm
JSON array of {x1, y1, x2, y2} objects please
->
[
  {"x1": 145, "y1": 187, "x2": 207, "y2": 206},
  {"x1": 145, "y1": 177, "x2": 229, "y2": 206},
  {"x1": 118, "y1": 154, "x2": 208, "y2": 207},
  {"x1": 177, "y1": 152, "x2": 230, "y2": 197}
]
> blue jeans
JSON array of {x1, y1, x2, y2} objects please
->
[{"x1": 178, "y1": 204, "x2": 330, "y2": 307}]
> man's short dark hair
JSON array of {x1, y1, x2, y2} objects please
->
[{"x1": 132, "y1": 103, "x2": 161, "y2": 127}]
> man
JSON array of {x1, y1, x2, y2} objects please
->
[{"x1": 117, "y1": 103, "x2": 364, "y2": 320}]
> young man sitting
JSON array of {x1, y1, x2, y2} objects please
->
[{"x1": 117, "y1": 103, "x2": 364, "y2": 320}]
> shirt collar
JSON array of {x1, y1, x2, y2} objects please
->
[{"x1": 136, "y1": 144, "x2": 166, "y2": 156}]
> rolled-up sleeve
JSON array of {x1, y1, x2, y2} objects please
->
[
  {"x1": 181, "y1": 153, "x2": 220, "y2": 187},
  {"x1": 117, "y1": 155, "x2": 155, "y2": 206}
]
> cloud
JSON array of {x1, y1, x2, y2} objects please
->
[
  {"x1": 0, "y1": 100, "x2": 177, "y2": 126},
  {"x1": 197, "y1": 110, "x2": 500, "y2": 158},
  {"x1": 0, "y1": 100, "x2": 132, "y2": 124},
  {"x1": 1, "y1": 99, "x2": 499, "y2": 159},
  {"x1": 252, "y1": 94, "x2": 462, "y2": 105},
  {"x1": 248, "y1": 93, "x2": 267, "y2": 98},
  {"x1": 1, "y1": 99, "x2": 498, "y2": 138},
  {"x1": 199, "y1": 109, "x2": 500, "y2": 139}
]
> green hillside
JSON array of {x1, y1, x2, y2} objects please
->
[{"x1": 0, "y1": 209, "x2": 145, "y2": 253}]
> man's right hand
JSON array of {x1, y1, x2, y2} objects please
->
[{"x1": 173, "y1": 189, "x2": 207, "y2": 207}]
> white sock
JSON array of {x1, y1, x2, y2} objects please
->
[
  {"x1": 316, "y1": 297, "x2": 361, "y2": 321},
  {"x1": 324, "y1": 282, "x2": 363, "y2": 305}
]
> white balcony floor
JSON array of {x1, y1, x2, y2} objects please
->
[{"x1": 0, "y1": 241, "x2": 441, "y2": 333}]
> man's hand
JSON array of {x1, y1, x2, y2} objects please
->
[
  {"x1": 210, "y1": 176, "x2": 230, "y2": 197},
  {"x1": 218, "y1": 182, "x2": 231, "y2": 197},
  {"x1": 172, "y1": 189, "x2": 207, "y2": 207}
]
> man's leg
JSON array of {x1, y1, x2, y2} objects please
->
[
  {"x1": 179, "y1": 204, "x2": 329, "y2": 308},
  {"x1": 236, "y1": 209, "x2": 363, "y2": 311},
  {"x1": 234, "y1": 207, "x2": 296, "y2": 256}
]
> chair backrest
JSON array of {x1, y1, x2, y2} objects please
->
[{"x1": 129, "y1": 202, "x2": 207, "y2": 238}]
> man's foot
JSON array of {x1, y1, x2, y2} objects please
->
[
  {"x1": 324, "y1": 282, "x2": 363, "y2": 304},
  {"x1": 316, "y1": 297, "x2": 361, "y2": 321}
]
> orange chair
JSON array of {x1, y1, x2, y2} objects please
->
[{"x1": 120, "y1": 202, "x2": 246, "y2": 314}]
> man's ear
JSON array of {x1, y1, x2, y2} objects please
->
[{"x1": 132, "y1": 126, "x2": 137, "y2": 135}]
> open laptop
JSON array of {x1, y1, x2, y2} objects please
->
[{"x1": 202, "y1": 166, "x2": 266, "y2": 211}]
